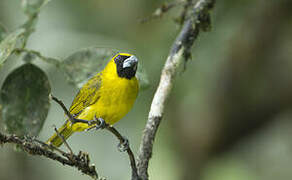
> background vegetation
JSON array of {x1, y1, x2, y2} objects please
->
[{"x1": 0, "y1": 0, "x2": 292, "y2": 180}]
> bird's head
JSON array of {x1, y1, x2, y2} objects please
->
[{"x1": 113, "y1": 53, "x2": 138, "y2": 79}]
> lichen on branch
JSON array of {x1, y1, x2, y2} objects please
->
[{"x1": 136, "y1": 0, "x2": 216, "y2": 179}]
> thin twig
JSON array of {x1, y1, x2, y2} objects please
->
[
  {"x1": 13, "y1": 48, "x2": 60, "y2": 66},
  {"x1": 49, "y1": 94, "x2": 74, "y2": 121},
  {"x1": 105, "y1": 125, "x2": 139, "y2": 180},
  {"x1": 49, "y1": 94, "x2": 88, "y2": 124},
  {"x1": 140, "y1": 0, "x2": 186, "y2": 23},
  {"x1": 174, "y1": 0, "x2": 193, "y2": 25},
  {"x1": 0, "y1": 133, "x2": 99, "y2": 179},
  {"x1": 53, "y1": 126, "x2": 74, "y2": 156},
  {"x1": 136, "y1": 0, "x2": 216, "y2": 180}
]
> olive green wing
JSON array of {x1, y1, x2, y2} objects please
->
[{"x1": 69, "y1": 74, "x2": 102, "y2": 116}]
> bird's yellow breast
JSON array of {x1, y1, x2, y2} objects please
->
[
  {"x1": 94, "y1": 75, "x2": 139, "y2": 124},
  {"x1": 71, "y1": 60, "x2": 139, "y2": 132}
]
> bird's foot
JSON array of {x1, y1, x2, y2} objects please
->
[
  {"x1": 85, "y1": 116, "x2": 106, "y2": 131},
  {"x1": 118, "y1": 136, "x2": 129, "y2": 152}
]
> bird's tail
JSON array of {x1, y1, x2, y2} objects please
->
[{"x1": 46, "y1": 121, "x2": 74, "y2": 147}]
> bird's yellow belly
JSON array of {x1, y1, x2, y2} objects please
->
[{"x1": 71, "y1": 78, "x2": 138, "y2": 132}]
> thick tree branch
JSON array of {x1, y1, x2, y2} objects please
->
[
  {"x1": 136, "y1": 0, "x2": 216, "y2": 179},
  {"x1": 0, "y1": 133, "x2": 99, "y2": 179}
]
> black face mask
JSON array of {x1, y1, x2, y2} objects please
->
[{"x1": 114, "y1": 55, "x2": 138, "y2": 79}]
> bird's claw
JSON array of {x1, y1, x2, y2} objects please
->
[
  {"x1": 118, "y1": 136, "x2": 129, "y2": 152},
  {"x1": 85, "y1": 116, "x2": 106, "y2": 131}
]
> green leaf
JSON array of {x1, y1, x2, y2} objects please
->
[
  {"x1": 62, "y1": 47, "x2": 117, "y2": 88},
  {"x1": 0, "y1": 63, "x2": 51, "y2": 136},
  {"x1": 62, "y1": 47, "x2": 149, "y2": 90},
  {"x1": 0, "y1": 28, "x2": 25, "y2": 66}
]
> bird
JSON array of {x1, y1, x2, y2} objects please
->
[{"x1": 46, "y1": 53, "x2": 139, "y2": 147}]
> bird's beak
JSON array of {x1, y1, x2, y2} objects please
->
[{"x1": 123, "y1": 55, "x2": 138, "y2": 70}]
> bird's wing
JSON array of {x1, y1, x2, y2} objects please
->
[{"x1": 69, "y1": 74, "x2": 102, "y2": 116}]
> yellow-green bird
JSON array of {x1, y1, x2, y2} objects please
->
[{"x1": 46, "y1": 53, "x2": 139, "y2": 147}]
